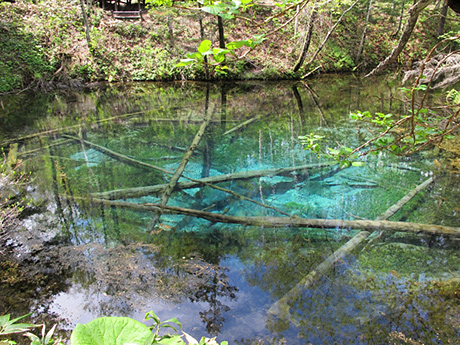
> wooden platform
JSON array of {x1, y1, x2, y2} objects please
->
[{"x1": 112, "y1": 10, "x2": 143, "y2": 20}]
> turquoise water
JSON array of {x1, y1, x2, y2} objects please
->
[{"x1": 1, "y1": 78, "x2": 459, "y2": 344}]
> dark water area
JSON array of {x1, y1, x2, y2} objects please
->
[{"x1": 1, "y1": 77, "x2": 459, "y2": 344}]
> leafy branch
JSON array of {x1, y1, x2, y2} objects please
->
[{"x1": 176, "y1": 36, "x2": 265, "y2": 75}]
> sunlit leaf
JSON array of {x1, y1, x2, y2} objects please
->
[
  {"x1": 198, "y1": 40, "x2": 212, "y2": 54},
  {"x1": 71, "y1": 317, "x2": 154, "y2": 345},
  {"x1": 351, "y1": 161, "x2": 365, "y2": 167}
]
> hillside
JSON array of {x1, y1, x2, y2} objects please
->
[{"x1": 0, "y1": 0, "x2": 459, "y2": 93}]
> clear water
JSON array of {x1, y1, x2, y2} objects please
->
[{"x1": 1, "y1": 78, "x2": 459, "y2": 344}]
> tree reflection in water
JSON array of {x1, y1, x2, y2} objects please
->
[{"x1": 58, "y1": 241, "x2": 237, "y2": 333}]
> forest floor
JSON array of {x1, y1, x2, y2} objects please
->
[{"x1": 1, "y1": 0, "x2": 459, "y2": 93}]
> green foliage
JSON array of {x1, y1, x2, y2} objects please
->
[
  {"x1": 0, "y1": 314, "x2": 35, "y2": 336},
  {"x1": 201, "y1": 0, "x2": 253, "y2": 20},
  {"x1": 0, "y1": 22, "x2": 53, "y2": 93},
  {"x1": 298, "y1": 133, "x2": 324, "y2": 155},
  {"x1": 144, "y1": 310, "x2": 182, "y2": 343},
  {"x1": 299, "y1": 133, "x2": 362, "y2": 168},
  {"x1": 114, "y1": 22, "x2": 148, "y2": 39},
  {"x1": 176, "y1": 36, "x2": 265, "y2": 76},
  {"x1": 71, "y1": 317, "x2": 154, "y2": 345},
  {"x1": 446, "y1": 88, "x2": 460, "y2": 105},
  {"x1": 25, "y1": 324, "x2": 62, "y2": 345},
  {"x1": 69, "y1": 311, "x2": 228, "y2": 345},
  {"x1": 328, "y1": 44, "x2": 355, "y2": 71}
]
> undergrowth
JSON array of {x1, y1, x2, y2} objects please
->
[{"x1": 0, "y1": 0, "x2": 458, "y2": 93}]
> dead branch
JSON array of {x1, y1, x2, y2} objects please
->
[
  {"x1": 91, "y1": 162, "x2": 336, "y2": 200},
  {"x1": 268, "y1": 176, "x2": 436, "y2": 321},
  {"x1": 79, "y1": 198, "x2": 460, "y2": 237},
  {"x1": 149, "y1": 105, "x2": 214, "y2": 229}
]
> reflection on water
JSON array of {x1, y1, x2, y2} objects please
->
[{"x1": 1, "y1": 78, "x2": 459, "y2": 344}]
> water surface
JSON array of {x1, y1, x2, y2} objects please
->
[{"x1": 1, "y1": 78, "x2": 459, "y2": 344}]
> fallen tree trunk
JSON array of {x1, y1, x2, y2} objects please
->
[
  {"x1": 0, "y1": 110, "x2": 147, "y2": 148},
  {"x1": 62, "y1": 134, "x2": 172, "y2": 175},
  {"x1": 80, "y1": 197, "x2": 460, "y2": 237},
  {"x1": 149, "y1": 104, "x2": 214, "y2": 230},
  {"x1": 268, "y1": 231, "x2": 372, "y2": 321},
  {"x1": 63, "y1": 134, "x2": 304, "y2": 216},
  {"x1": 223, "y1": 116, "x2": 259, "y2": 136},
  {"x1": 377, "y1": 176, "x2": 433, "y2": 221},
  {"x1": 268, "y1": 176, "x2": 435, "y2": 321},
  {"x1": 18, "y1": 139, "x2": 73, "y2": 157},
  {"x1": 91, "y1": 162, "x2": 336, "y2": 200}
]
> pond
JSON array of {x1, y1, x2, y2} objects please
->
[{"x1": 1, "y1": 77, "x2": 459, "y2": 344}]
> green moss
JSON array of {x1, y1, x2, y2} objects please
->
[
  {"x1": 358, "y1": 242, "x2": 460, "y2": 278},
  {"x1": 0, "y1": 22, "x2": 54, "y2": 93}
]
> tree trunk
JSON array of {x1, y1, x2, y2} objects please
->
[
  {"x1": 293, "y1": 9, "x2": 317, "y2": 72},
  {"x1": 356, "y1": 0, "x2": 374, "y2": 62},
  {"x1": 366, "y1": 0, "x2": 435, "y2": 77},
  {"x1": 79, "y1": 0, "x2": 91, "y2": 49},
  {"x1": 437, "y1": 2, "x2": 448, "y2": 38},
  {"x1": 217, "y1": 16, "x2": 225, "y2": 49}
]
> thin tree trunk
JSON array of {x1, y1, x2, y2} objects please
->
[
  {"x1": 306, "y1": 0, "x2": 359, "y2": 67},
  {"x1": 392, "y1": 0, "x2": 406, "y2": 39},
  {"x1": 198, "y1": 3, "x2": 209, "y2": 79},
  {"x1": 356, "y1": 0, "x2": 374, "y2": 62},
  {"x1": 293, "y1": 9, "x2": 317, "y2": 72},
  {"x1": 217, "y1": 16, "x2": 225, "y2": 49},
  {"x1": 366, "y1": 0, "x2": 435, "y2": 77},
  {"x1": 268, "y1": 176, "x2": 436, "y2": 321},
  {"x1": 437, "y1": 2, "x2": 448, "y2": 38},
  {"x1": 79, "y1": 0, "x2": 91, "y2": 48}
]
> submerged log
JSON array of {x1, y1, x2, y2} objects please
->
[
  {"x1": 18, "y1": 139, "x2": 73, "y2": 157},
  {"x1": 5, "y1": 143, "x2": 18, "y2": 172},
  {"x1": 223, "y1": 116, "x2": 259, "y2": 136},
  {"x1": 268, "y1": 231, "x2": 372, "y2": 321},
  {"x1": 62, "y1": 134, "x2": 171, "y2": 175},
  {"x1": 0, "y1": 110, "x2": 147, "y2": 148},
  {"x1": 80, "y1": 197, "x2": 460, "y2": 237},
  {"x1": 268, "y1": 176, "x2": 436, "y2": 322},
  {"x1": 377, "y1": 176, "x2": 433, "y2": 221},
  {"x1": 149, "y1": 106, "x2": 214, "y2": 230},
  {"x1": 63, "y1": 134, "x2": 306, "y2": 216},
  {"x1": 91, "y1": 162, "x2": 336, "y2": 200}
]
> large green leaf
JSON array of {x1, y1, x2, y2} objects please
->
[
  {"x1": 71, "y1": 317, "x2": 154, "y2": 345},
  {"x1": 197, "y1": 40, "x2": 212, "y2": 54},
  {"x1": 201, "y1": 5, "x2": 223, "y2": 16}
]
